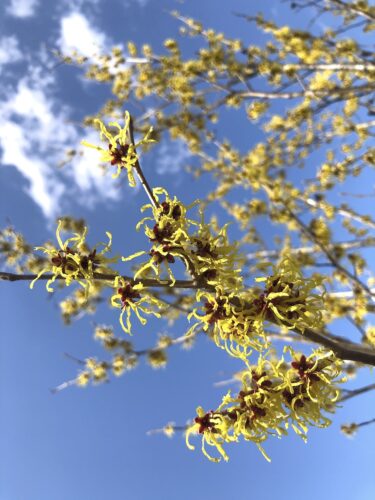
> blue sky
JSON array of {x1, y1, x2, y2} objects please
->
[{"x1": 1, "y1": 0, "x2": 374, "y2": 499}]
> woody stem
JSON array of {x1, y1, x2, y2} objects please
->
[{"x1": 128, "y1": 115, "x2": 159, "y2": 209}]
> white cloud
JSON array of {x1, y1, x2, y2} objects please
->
[
  {"x1": 0, "y1": 9, "x2": 132, "y2": 218},
  {"x1": 0, "y1": 36, "x2": 23, "y2": 66},
  {"x1": 123, "y1": 0, "x2": 150, "y2": 7},
  {"x1": 58, "y1": 11, "x2": 109, "y2": 58},
  {"x1": 0, "y1": 71, "x2": 122, "y2": 218},
  {"x1": 155, "y1": 139, "x2": 191, "y2": 177},
  {"x1": 132, "y1": 0, "x2": 149, "y2": 6},
  {"x1": 61, "y1": 0, "x2": 101, "y2": 9},
  {"x1": 0, "y1": 120, "x2": 65, "y2": 218},
  {"x1": 0, "y1": 77, "x2": 71, "y2": 217},
  {"x1": 6, "y1": 0, "x2": 39, "y2": 18}
]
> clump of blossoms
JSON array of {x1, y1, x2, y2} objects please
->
[
  {"x1": 76, "y1": 357, "x2": 109, "y2": 387},
  {"x1": 111, "y1": 277, "x2": 163, "y2": 334},
  {"x1": 123, "y1": 187, "x2": 243, "y2": 290},
  {"x1": 0, "y1": 227, "x2": 32, "y2": 271},
  {"x1": 252, "y1": 257, "x2": 325, "y2": 332},
  {"x1": 75, "y1": 327, "x2": 138, "y2": 387},
  {"x1": 123, "y1": 188, "x2": 198, "y2": 284},
  {"x1": 189, "y1": 215, "x2": 243, "y2": 290},
  {"x1": 186, "y1": 257, "x2": 323, "y2": 359},
  {"x1": 82, "y1": 111, "x2": 155, "y2": 185},
  {"x1": 187, "y1": 289, "x2": 268, "y2": 359},
  {"x1": 59, "y1": 281, "x2": 104, "y2": 324},
  {"x1": 186, "y1": 348, "x2": 344, "y2": 462},
  {"x1": 30, "y1": 220, "x2": 117, "y2": 293}
]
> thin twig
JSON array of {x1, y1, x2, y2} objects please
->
[
  {"x1": 345, "y1": 315, "x2": 367, "y2": 341},
  {"x1": 291, "y1": 324, "x2": 375, "y2": 366},
  {"x1": 283, "y1": 207, "x2": 375, "y2": 299},
  {"x1": 246, "y1": 238, "x2": 375, "y2": 261},
  {"x1": 357, "y1": 417, "x2": 375, "y2": 428},
  {"x1": 128, "y1": 115, "x2": 159, "y2": 209},
  {"x1": 0, "y1": 271, "x2": 201, "y2": 289},
  {"x1": 339, "y1": 383, "x2": 375, "y2": 403}
]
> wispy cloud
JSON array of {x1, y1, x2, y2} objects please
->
[
  {"x1": 0, "y1": 6, "x2": 135, "y2": 219},
  {"x1": 155, "y1": 138, "x2": 191, "y2": 177},
  {"x1": 0, "y1": 66, "x2": 121, "y2": 218},
  {"x1": 0, "y1": 119, "x2": 65, "y2": 218},
  {"x1": 123, "y1": 0, "x2": 150, "y2": 7},
  {"x1": 6, "y1": 0, "x2": 39, "y2": 18},
  {"x1": 58, "y1": 11, "x2": 109, "y2": 58},
  {"x1": 61, "y1": 0, "x2": 102, "y2": 9},
  {"x1": 0, "y1": 36, "x2": 23, "y2": 66},
  {"x1": 0, "y1": 75, "x2": 71, "y2": 218}
]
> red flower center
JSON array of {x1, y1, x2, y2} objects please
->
[
  {"x1": 118, "y1": 283, "x2": 141, "y2": 307},
  {"x1": 109, "y1": 142, "x2": 133, "y2": 165}
]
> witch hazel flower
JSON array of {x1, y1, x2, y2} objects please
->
[{"x1": 82, "y1": 111, "x2": 155, "y2": 186}]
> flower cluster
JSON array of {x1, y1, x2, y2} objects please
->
[
  {"x1": 59, "y1": 281, "x2": 104, "y2": 324},
  {"x1": 186, "y1": 348, "x2": 344, "y2": 462},
  {"x1": 123, "y1": 188, "x2": 197, "y2": 284},
  {"x1": 252, "y1": 257, "x2": 325, "y2": 332},
  {"x1": 76, "y1": 357, "x2": 109, "y2": 386},
  {"x1": 30, "y1": 220, "x2": 117, "y2": 293},
  {"x1": 123, "y1": 188, "x2": 242, "y2": 290},
  {"x1": 0, "y1": 227, "x2": 32, "y2": 271},
  {"x1": 82, "y1": 111, "x2": 155, "y2": 186},
  {"x1": 73, "y1": 325, "x2": 174, "y2": 388},
  {"x1": 187, "y1": 257, "x2": 324, "y2": 359},
  {"x1": 189, "y1": 219, "x2": 243, "y2": 290},
  {"x1": 187, "y1": 289, "x2": 267, "y2": 359}
]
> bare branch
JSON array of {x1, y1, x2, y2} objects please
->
[
  {"x1": 327, "y1": 0, "x2": 375, "y2": 22},
  {"x1": 246, "y1": 237, "x2": 375, "y2": 261},
  {"x1": 291, "y1": 324, "x2": 375, "y2": 366},
  {"x1": 0, "y1": 271, "x2": 200, "y2": 289},
  {"x1": 128, "y1": 115, "x2": 159, "y2": 209},
  {"x1": 283, "y1": 207, "x2": 375, "y2": 298},
  {"x1": 339, "y1": 383, "x2": 375, "y2": 403}
]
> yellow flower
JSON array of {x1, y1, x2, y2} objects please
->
[
  {"x1": 147, "y1": 349, "x2": 168, "y2": 368},
  {"x1": 163, "y1": 423, "x2": 176, "y2": 438},
  {"x1": 341, "y1": 423, "x2": 358, "y2": 438},
  {"x1": 365, "y1": 326, "x2": 375, "y2": 347},
  {"x1": 81, "y1": 111, "x2": 155, "y2": 186},
  {"x1": 189, "y1": 220, "x2": 243, "y2": 291},
  {"x1": 123, "y1": 188, "x2": 199, "y2": 284},
  {"x1": 111, "y1": 277, "x2": 163, "y2": 334},
  {"x1": 253, "y1": 257, "x2": 324, "y2": 332},
  {"x1": 186, "y1": 406, "x2": 232, "y2": 463},
  {"x1": 76, "y1": 371, "x2": 91, "y2": 387},
  {"x1": 112, "y1": 354, "x2": 127, "y2": 376},
  {"x1": 30, "y1": 220, "x2": 117, "y2": 293},
  {"x1": 137, "y1": 187, "x2": 197, "y2": 243},
  {"x1": 187, "y1": 290, "x2": 267, "y2": 359}
]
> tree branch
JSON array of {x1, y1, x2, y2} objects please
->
[
  {"x1": 128, "y1": 115, "x2": 159, "y2": 209},
  {"x1": 246, "y1": 237, "x2": 375, "y2": 261},
  {"x1": 0, "y1": 271, "x2": 200, "y2": 289},
  {"x1": 292, "y1": 324, "x2": 375, "y2": 366},
  {"x1": 339, "y1": 383, "x2": 375, "y2": 403},
  {"x1": 4, "y1": 267, "x2": 375, "y2": 364},
  {"x1": 283, "y1": 207, "x2": 375, "y2": 298},
  {"x1": 327, "y1": 0, "x2": 375, "y2": 21}
]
